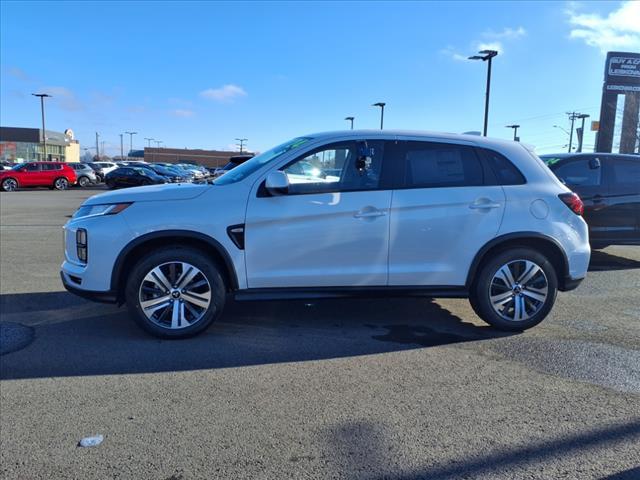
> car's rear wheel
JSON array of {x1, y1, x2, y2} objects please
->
[
  {"x1": 78, "y1": 176, "x2": 90, "y2": 187},
  {"x1": 470, "y1": 248, "x2": 558, "y2": 331},
  {"x1": 2, "y1": 178, "x2": 18, "y2": 192},
  {"x1": 53, "y1": 177, "x2": 69, "y2": 190},
  {"x1": 125, "y1": 247, "x2": 226, "y2": 338}
]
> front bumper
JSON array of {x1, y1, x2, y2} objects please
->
[{"x1": 60, "y1": 271, "x2": 118, "y2": 303}]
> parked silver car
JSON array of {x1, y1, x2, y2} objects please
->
[{"x1": 68, "y1": 163, "x2": 98, "y2": 187}]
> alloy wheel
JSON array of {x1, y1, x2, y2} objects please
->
[
  {"x1": 54, "y1": 178, "x2": 68, "y2": 190},
  {"x1": 2, "y1": 179, "x2": 17, "y2": 192},
  {"x1": 489, "y1": 259, "x2": 548, "y2": 322},
  {"x1": 138, "y1": 261, "x2": 212, "y2": 330}
]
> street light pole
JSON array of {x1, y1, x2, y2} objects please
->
[
  {"x1": 344, "y1": 116, "x2": 354, "y2": 130},
  {"x1": 125, "y1": 131, "x2": 137, "y2": 158},
  {"x1": 372, "y1": 103, "x2": 385, "y2": 129},
  {"x1": 506, "y1": 124, "x2": 520, "y2": 141},
  {"x1": 32, "y1": 93, "x2": 51, "y2": 161},
  {"x1": 575, "y1": 113, "x2": 590, "y2": 153},
  {"x1": 95, "y1": 132, "x2": 100, "y2": 160},
  {"x1": 154, "y1": 140, "x2": 163, "y2": 148},
  {"x1": 469, "y1": 50, "x2": 498, "y2": 136},
  {"x1": 144, "y1": 137, "x2": 154, "y2": 147},
  {"x1": 120, "y1": 134, "x2": 124, "y2": 161},
  {"x1": 235, "y1": 138, "x2": 248, "y2": 153}
]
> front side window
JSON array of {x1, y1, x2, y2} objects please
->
[
  {"x1": 281, "y1": 141, "x2": 383, "y2": 194},
  {"x1": 25, "y1": 163, "x2": 40, "y2": 172},
  {"x1": 215, "y1": 137, "x2": 313, "y2": 185},
  {"x1": 554, "y1": 159, "x2": 601, "y2": 186},
  {"x1": 389, "y1": 141, "x2": 483, "y2": 188}
]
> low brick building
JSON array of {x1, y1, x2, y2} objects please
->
[{"x1": 144, "y1": 147, "x2": 251, "y2": 168}]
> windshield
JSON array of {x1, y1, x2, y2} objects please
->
[
  {"x1": 11, "y1": 163, "x2": 27, "y2": 170},
  {"x1": 214, "y1": 137, "x2": 313, "y2": 185}
]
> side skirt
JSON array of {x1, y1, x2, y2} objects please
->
[{"x1": 233, "y1": 286, "x2": 469, "y2": 302}]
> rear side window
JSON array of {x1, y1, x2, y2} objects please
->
[
  {"x1": 554, "y1": 159, "x2": 601, "y2": 186},
  {"x1": 610, "y1": 159, "x2": 640, "y2": 188},
  {"x1": 25, "y1": 163, "x2": 40, "y2": 171},
  {"x1": 388, "y1": 141, "x2": 483, "y2": 188},
  {"x1": 480, "y1": 149, "x2": 526, "y2": 185},
  {"x1": 42, "y1": 163, "x2": 58, "y2": 171}
]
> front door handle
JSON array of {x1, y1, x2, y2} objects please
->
[
  {"x1": 354, "y1": 208, "x2": 387, "y2": 219},
  {"x1": 469, "y1": 199, "x2": 501, "y2": 210}
]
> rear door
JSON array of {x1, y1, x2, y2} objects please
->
[
  {"x1": 551, "y1": 155, "x2": 609, "y2": 244},
  {"x1": 387, "y1": 139, "x2": 506, "y2": 286},
  {"x1": 603, "y1": 155, "x2": 640, "y2": 244}
]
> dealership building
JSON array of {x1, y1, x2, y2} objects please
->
[
  {"x1": 0, "y1": 126, "x2": 80, "y2": 163},
  {"x1": 142, "y1": 147, "x2": 249, "y2": 168}
]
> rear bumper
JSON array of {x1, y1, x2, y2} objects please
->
[{"x1": 60, "y1": 271, "x2": 118, "y2": 304}]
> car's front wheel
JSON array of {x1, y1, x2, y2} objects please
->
[
  {"x1": 2, "y1": 178, "x2": 18, "y2": 192},
  {"x1": 470, "y1": 248, "x2": 558, "y2": 331},
  {"x1": 77, "y1": 176, "x2": 90, "y2": 187},
  {"x1": 125, "y1": 247, "x2": 226, "y2": 338}
]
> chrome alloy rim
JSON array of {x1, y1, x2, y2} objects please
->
[
  {"x1": 3, "y1": 179, "x2": 17, "y2": 191},
  {"x1": 55, "y1": 178, "x2": 68, "y2": 189},
  {"x1": 489, "y1": 259, "x2": 548, "y2": 322},
  {"x1": 139, "y1": 262, "x2": 212, "y2": 329}
]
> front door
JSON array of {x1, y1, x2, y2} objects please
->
[
  {"x1": 20, "y1": 162, "x2": 43, "y2": 186},
  {"x1": 245, "y1": 141, "x2": 392, "y2": 288},
  {"x1": 386, "y1": 140, "x2": 506, "y2": 286}
]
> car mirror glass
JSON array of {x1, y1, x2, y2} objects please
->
[{"x1": 589, "y1": 158, "x2": 601, "y2": 170}]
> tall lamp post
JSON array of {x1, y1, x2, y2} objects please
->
[
  {"x1": 119, "y1": 134, "x2": 124, "y2": 161},
  {"x1": 125, "y1": 131, "x2": 137, "y2": 157},
  {"x1": 506, "y1": 124, "x2": 520, "y2": 141},
  {"x1": 144, "y1": 137, "x2": 154, "y2": 147},
  {"x1": 154, "y1": 140, "x2": 163, "y2": 148},
  {"x1": 575, "y1": 113, "x2": 590, "y2": 152},
  {"x1": 372, "y1": 102, "x2": 385, "y2": 129},
  {"x1": 344, "y1": 116, "x2": 354, "y2": 130},
  {"x1": 32, "y1": 93, "x2": 51, "y2": 161},
  {"x1": 235, "y1": 138, "x2": 248, "y2": 153},
  {"x1": 468, "y1": 49, "x2": 498, "y2": 137}
]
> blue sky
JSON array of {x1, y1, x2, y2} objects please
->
[{"x1": 1, "y1": 1, "x2": 639, "y2": 156}]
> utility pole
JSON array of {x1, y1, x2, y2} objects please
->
[
  {"x1": 345, "y1": 116, "x2": 354, "y2": 130},
  {"x1": 95, "y1": 132, "x2": 100, "y2": 160},
  {"x1": 469, "y1": 50, "x2": 499, "y2": 136},
  {"x1": 120, "y1": 134, "x2": 124, "y2": 161},
  {"x1": 32, "y1": 93, "x2": 51, "y2": 161},
  {"x1": 506, "y1": 124, "x2": 520, "y2": 141},
  {"x1": 235, "y1": 138, "x2": 248, "y2": 153}
]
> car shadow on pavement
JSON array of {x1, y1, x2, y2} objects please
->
[
  {"x1": 0, "y1": 291, "x2": 514, "y2": 380},
  {"x1": 588, "y1": 250, "x2": 640, "y2": 271}
]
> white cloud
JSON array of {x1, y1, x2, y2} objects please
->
[
  {"x1": 200, "y1": 84, "x2": 247, "y2": 102},
  {"x1": 171, "y1": 109, "x2": 195, "y2": 118},
  {"x1": 477, "y1": 42, "x2": 503, "y2": 54},
  {"x1": 440, "y1": 46, "x2": 467, "y2": 61},
  {"x1": 41, "y1": 86, "x2": 83, "y2": 111},
  {"x1": 566, "y1": 1, "x2": 640, "y2": 54},
  {"x1": 483, "y1": 26, "x2": 527, "y2": 39}
]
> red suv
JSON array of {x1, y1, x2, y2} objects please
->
[{"x1": 0, "y1": 162, "x2": 77, "y2": 192}]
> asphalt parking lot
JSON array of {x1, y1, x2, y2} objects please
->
[{"x1": 1, "y1": 188, "x2": 639, "y2": 480}]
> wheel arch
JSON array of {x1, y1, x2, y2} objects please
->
[
  {"x1": 466, "y1": 232, "x2": 570, "y2": 291},
  {"x1": 111, "y1": 230, "x2": 239, "y2": 303},
  {"x1": 1, "y1": 176, "x2": 19, "y2": 188}
]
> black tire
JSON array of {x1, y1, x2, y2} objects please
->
[
  {"x1": 78, "y1": 176, "x2": 90, "y2": 187},
  {"x1": 1, "y1": 178, "x2": 18, "y2": 192},
  {"x1": 53, "y1": 177, "x2": 69, "y2": 190},
  {"x1": 469, "y1": 247, "x2": 558, "y2": 331},
  {"x1": 125, "y1": 246, "x2": 226, "y2": 338}
]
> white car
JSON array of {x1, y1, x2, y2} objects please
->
[{"x1": 61, "y1": 130, "x2": 590, "y2": 338}]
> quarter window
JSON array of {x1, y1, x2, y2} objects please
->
[{"x1": 481, "y1": 149, "x2": 525, "y2": 185}]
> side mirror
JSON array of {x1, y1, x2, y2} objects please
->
[
  {"x1": 265, "y1": 171, "x2": 289, "y2": 195},
  {"x1": 589, "y1": 157, "x2": 601, "y2": 170}
]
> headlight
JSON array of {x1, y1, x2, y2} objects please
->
[{"x1": 73, "y1": 203, "x2": 132, "y2": 219}]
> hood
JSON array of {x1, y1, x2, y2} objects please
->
[{"x1": 83, "y1": 183, "x2": 211, "y2": 206}]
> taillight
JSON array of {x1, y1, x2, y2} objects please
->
[{"x1": 559, "y1": 192, "x2": 584, "y2": 216}]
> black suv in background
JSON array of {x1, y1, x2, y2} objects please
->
[{"x1": 541, "y1": 153, "x2": 640, "y2": 248}]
